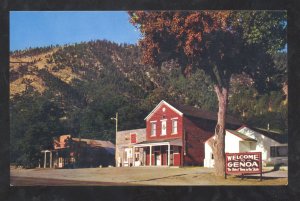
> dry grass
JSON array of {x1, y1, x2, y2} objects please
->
[
  {"x1": 9, "y1": 48, "x2": 81, "y2": 98},
  {"x1": 10, "y1": 166, "x2": 287, "y2": 186}
]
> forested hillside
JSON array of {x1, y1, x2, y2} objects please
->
[{"x1": 10, "y1": 40, "x2": 287, "y2": 167}]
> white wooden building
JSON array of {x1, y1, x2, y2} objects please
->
[{"x1": 204, "y1": 126, "x2": 288, "y2": 167}]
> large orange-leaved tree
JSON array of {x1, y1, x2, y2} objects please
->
[{"x1": 129, "y1": 11, "x2": 286, "y2": 176}]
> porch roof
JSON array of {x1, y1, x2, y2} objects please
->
[{"x1": 133, "y1": 138, "x2": 182, "y2": 147}]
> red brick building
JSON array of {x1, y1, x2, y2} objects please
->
[
  {"x1": 42, "y1": 135, "x2": 115, "y2": 168},
  {"x1": 116, "y1": 100, "x2": 241, "y2": 167}
]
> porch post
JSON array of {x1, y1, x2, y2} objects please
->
[
  {"x1": 143, "y1": 148, "x2": 146, "y2": 166},
  {"x1": 122, "y1": 148, "x2": 124, "y2": 167},
  {"x1": 44, "y1": 151, "x2": 46, "y2": 168},
  {"x1": 168, "y1": 144, "x2": 170, "y2": 166},
  {"x1": 133, "y1": 146, "x2": 135, "y2": 167},
  {"x1": 150, "y1": 145, "x2": 152, "y2": 166},
  {"x1": 50, "y1": 151, "x2": 52, "y2": 168}
]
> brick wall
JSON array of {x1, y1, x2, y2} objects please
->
[
  {"x1": 146, "y1": 102, "x2": 183, "y2": 141},
  {"x1": 183, "y1": 116, "x2": 215, "y2": 166},
  {"x1": 115, "y1": 128, "x2": 146, "y2": 166}
]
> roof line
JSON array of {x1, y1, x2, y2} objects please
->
[
  {"x1": 117, "y1": 128, "x2": 146, "y2": 133},
  {"x1": 72, "y1": 137, "x2": 113, "y2": 143},
  {"x1": 144, "y1": 100, "x2": 183, "y2": 120},
  {"x1": 239, "y1": 126, "x2": 287, "y2": 143},
  {"x1": 205, "y1": 129, "x2": 255, "y2": 142},
  {"x1": 236, "y1": 124, "x2": 248, "y2": 131},
  {"x1": 226, "y1": 129, "x2": 252, "y2": 141}
]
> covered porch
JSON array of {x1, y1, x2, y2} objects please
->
[
  {"x1": 126, "y1": 138, "x2": 182, "y2": 167},
  {"x1": 41, "y1": 148, "x2": 72, "y2": 168},
  {"x1": 41, "y1": 150, "x2": 54, "y2": 168}
]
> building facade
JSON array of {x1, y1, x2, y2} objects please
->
[
  {"x1": 41, "y1": 135, "x2": 115, "y2": 168},
  {"x1": 204, "y1": 126, "x2": 288, "y2": 167},
  {"x1": 116, "y1": 100, "x2": 241, "y2": 167},
  {"x1": 116, "y1": 128, "x2": 147, "y2": 167}
]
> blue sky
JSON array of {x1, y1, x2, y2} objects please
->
[
  {"x1": 10, "y1": 11, "x2": 141, "y2": 51},
  {"x1": 10, "y1": 11, "x2": 287, "y2": 52}
]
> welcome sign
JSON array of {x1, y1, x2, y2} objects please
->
[{"x1": 225, "y1": 152, "x2": 262, "y2": 174}]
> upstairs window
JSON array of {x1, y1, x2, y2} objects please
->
[
  {"x1": 150, "y1": 122, "x2": 156, "y2": 136},
  {"x1": 130, "y1": 134, "x2": 137, "y2": 144},
  {"x1": 161, "y1": 120, "x2": 167, "y2": 136},
  {"x1": 172, "y1": 119, "x2": 178, "y2": 134}
]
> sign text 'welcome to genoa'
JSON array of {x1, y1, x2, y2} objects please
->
[{"x1": 226, "y1": 152, "x2": 262, "y2": 174}]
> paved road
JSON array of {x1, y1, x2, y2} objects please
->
[
  {"x1": 262, "y1": 170, "x2": 288, "y2": 178},
  {"x1": 245, "y1": 170, "x2": 288, "y2": 178}
]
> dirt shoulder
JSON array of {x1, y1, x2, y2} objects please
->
[{"x1": 10, "y1": 166, "x2": 288, "y2": 186}]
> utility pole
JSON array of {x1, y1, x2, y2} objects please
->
[
  {"x1": 111, "y1": 112, "x2": 118, "y2": 166},
  {"x1": 111, "y1": 112, "x2": 118, "y2": 135}
]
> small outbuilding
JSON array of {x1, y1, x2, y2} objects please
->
[
  {"x1": 41, "y1": 135, "x2": 115, "y2": 168},
  {"x1": 204, "y1": 126, "x2": 288, "y2": 167}
]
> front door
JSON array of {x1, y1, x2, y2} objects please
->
[
  {"x1": 155, "y1": 152, "x2": 161, "y2": 166},
  {"x1": 58, "y1": 157, "x2": 63, "y2": 168},
  {"x1": 124, "y1": 148, "x2": 132, "y2": 166},
  {"x1": 134, "y1": 152, "x2": 140, "y2": 166}
]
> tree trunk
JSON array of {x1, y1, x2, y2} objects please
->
[{"x1": 212, "y1": 85, "x2": 228, "y2": 176}]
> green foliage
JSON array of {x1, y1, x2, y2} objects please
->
[
  {"x1": 10, "y1": 94, "x2": 64, "y2": 167},
  {"x1": 228, "y1": 86, "x2": 287, "y2": 132},
  {"x1": 231, "y1": 11, "x2": 287, "y2": 54},
  {"x1": 10, "y1": 36, "x2": 287, "y2": 167},
  {"x1": 228, "y1": 84, "x2": 258, "y2": 119},
  {"x1": 168, "y1": 69, "x2": 218, "y2": 111},
  {"x1": 270, "y1": 52, "x2": 288, "y2": 89}
]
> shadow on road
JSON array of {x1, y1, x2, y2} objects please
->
[
  {"x1": 127, "y1": 173, "x2": 189, "y2": 183},
  {"x1": 235, "y1": 175, "x2": 283, "y2": 180}
]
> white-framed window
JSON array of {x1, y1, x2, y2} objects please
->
[
  {"x1": 171, "y1": 119, "x2": 178, "y2": 134},
  {"x1": 150, "y1": 122, "x2": 156, "y2": 136},
  {"x1": 270, "y1": 146, "x2": 288, "y2": 157},
  {"x1": 161, "y1": 120, "x2": 167, "y2": 136}
]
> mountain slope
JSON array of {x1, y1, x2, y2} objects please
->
[
  {"x1": 10, "y1": 41, "x2": 151, "y2": 100},
  {"x1": 10, "y1": 40, "x2": 287, "y2": 135}
]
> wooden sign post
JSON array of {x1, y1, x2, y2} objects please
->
[{"x1": 225, "y1": 152, "x2": 262, "y2": 181}]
